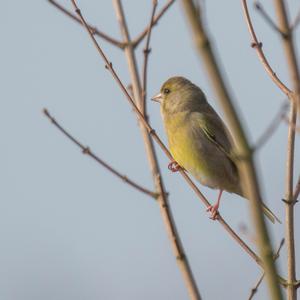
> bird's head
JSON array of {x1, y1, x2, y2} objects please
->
[{"x1": 151, "y1": 76, "x2": 207, "y2": 114}]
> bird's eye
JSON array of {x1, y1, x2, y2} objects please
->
[{"x1": 163, "y1": 88, "x2": 170, "y2": 94}]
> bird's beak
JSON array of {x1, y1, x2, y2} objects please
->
[{"x1": 151, "y1": 92, "x2": 162, "y2": 103}]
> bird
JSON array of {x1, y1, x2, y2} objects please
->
[{"x1": 152, "y1": 76, "x2": 279, "y2": 223}]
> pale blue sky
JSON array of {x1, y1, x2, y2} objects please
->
[{"x1": 1, "y1": 1, "x2": 300, "y2": 299}]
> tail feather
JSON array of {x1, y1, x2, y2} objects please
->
[{"x1": 262, "y1": 204, "x2": 281, "y2": 224}]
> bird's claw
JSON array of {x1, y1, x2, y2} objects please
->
[
  {"x1": 168, "y1": 161, "x2": 181, "y2": 172},
  {"x1": 206, "y1": 205, "x2": 220, "y2": 220}
]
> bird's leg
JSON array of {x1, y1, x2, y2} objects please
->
[
  {"x1": 206, "y1": 190, "x2": 223, "y2": 220},
  {"x1": 168, "y1": 160, "x2": 182, "y2": 172}
]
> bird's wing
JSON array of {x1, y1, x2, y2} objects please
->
[{"x1": 192, "y1": 108, "x2": 235, "y2": 163}]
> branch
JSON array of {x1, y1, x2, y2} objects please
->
[
  {"x1": 254, "y1": 2, "x2": 284, "y2": 36},
  {"x1": 43, "y1": 108, "x2": 157, "y2": 198},
  {"x1": 273, "y1": 1, "x2": 300, "y2": 299},
  {"x1": 253, "y1": 102, "x2": 288, "y2": 151},
  {"x1": 132, "y1": 0, "x2": 175, "y2": 48},
  {"x1": 141, "y1": 0, "x2": 158, "y2": 115},
  {"x1": 248, "y1": 239, "x2": 285, "y2": 300},
  {"x1": 67, "y1": 0, "x2": 268, "y2": 281},
  {"x1": 242, "y1": 0, "x2": 292, "y2": 98},
  {"x1": 48, "y1": 0, "x2": 124, "y2": 48},
  {"x1": 181, "y1": 1, "x2": 284, "y2": 299},
  {"x1": 111, "y1": 1, "x2": 201, "y2": 299}
]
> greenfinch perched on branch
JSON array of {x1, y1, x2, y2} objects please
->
[{"x1": 152, "y1": 76, "x2": 279, "y2": 223}]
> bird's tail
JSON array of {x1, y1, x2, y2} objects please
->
[{"x1": 262, "y1": 203, "x2": 281, "y2": 224}]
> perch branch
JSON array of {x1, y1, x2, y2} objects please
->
[{"x1": 43, "y1": 109, "x2": 157, "y2": 198}]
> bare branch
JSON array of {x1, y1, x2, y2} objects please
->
[
  {"x1": 43, "y1": 108, "x2": 157, "y2": 198},
  {"x1": 254, "y1": 2, "x2": 284, "y2": 36},
  {"x1": 273, "y1": 1, "x2": 300, "y2": 298},
  {"x1": 241, "y1": 0, "x2": 292, "y2": 98},
  {"x1": 48, "y1": 0, "x2": 124, "y2": 48},
  {"x1": 141, "y1": 0, "x2": 158, "y2": 115},
  {"x1": 248, "y1": 239, "x2": 285, "y2": 300},
  {"x1": 132, "y1": 0, "x2": 175, "y2": 47},
  {"x1": 65, "y1": 1, "x2": 287, "y2": 288},
  {"x1": 253, "y1": 102, "x2": 288, "y2": 151}
]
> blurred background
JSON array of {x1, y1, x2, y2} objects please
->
[{"x1": 1, "y1": 0, "x2": 299, "y2": 299}]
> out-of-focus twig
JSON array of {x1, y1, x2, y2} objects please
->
[
  {"x1": 132, "y1": 0, "x2": 175, "y2": 48},
  {"x1": 248, "y1": 239, "x2": 285, "y2": 300},
  {"x1": 273, "y1": 0, "x2": 300, "y2": 299},
  {"x1": 43, "y1": 108, "x2": 157, "y2": 198},
  {"x1": 242, "y1": 0, "x2": 292, "y2": 98},
  {"x1": 254, "y1": 2, "x2": 284, "y2": 36},
  {"x1": 141, "y1": 0, "x2": 158, "y2": 115},
  {"x1": 182, "y1": 1, "x2": 284, "y2": 299},
  {"x1": 48, "y1": 0, "x2": 124, "y2": 48},
  {"x1": 290, "y1": 8, "x2": 300, "y2": 31},
  {"x1": 67, "y1": 0, "x2": 269, "y2": 282},
  {"x1": 253, "y1": 102, "x2": 288, "y2": 151}
]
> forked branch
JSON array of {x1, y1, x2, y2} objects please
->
[
  {"x1": 132, "y1": 0, "x2": 175, "y2": 47},
  {"x1": 48, "y1": 0, "x2": 124, "y2": 48},
  {"x1": 43, "y1": 108, "x2": 157, "y2": 199},
  {"x1": 242, "y1": 0, "x2": 292, "y2": 98},
  {"x1": 248, "y1": 238, "x2": 285, "y2": 300}
]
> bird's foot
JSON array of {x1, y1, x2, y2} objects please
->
[
  {"x1": 168, "y1": 161, "x2": 182, "y2": 172},
  {"x1": 206, "y1": 204, "x2": 220, "y2": 220}
]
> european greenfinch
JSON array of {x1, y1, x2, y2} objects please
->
[{"x1": 152, "y1": 76, "x2": 279, "y2": 223}]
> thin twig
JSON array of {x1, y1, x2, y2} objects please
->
[
  {"x1": 248, "y1": 239, "x2": 285, "y2": 300},
  {"x1": 273, "y1": 1, "x2": 300, "y2": 299},
  {"x1": 43, "y1": 108, "x2": 157, "y2": 198},
  {"x1": 132, "y1": 0, "x2": 175, "y2": 48},
  {"x1": 253, "y1": 102, "x2": 288, "y2": 150},
  {"x1": 182, "y1": 1, "x2": 284, "y2": 299},
  {"x1": 48, "y1": 0, "x2": 124, "y2": 48},
  {"x1": 290, "y1": 8, "x2": 300, "y2": 31},
  {"x1": 68, "y1": 0, "x2": 267, "y2": 280},
  {"x1": 242, "y1": 0, "x2": 292, "y2": 98},
  {"x1": 254, "y1": 2, "x2": 284, "y2": 36},
  {"x1": 141, "y1": 0, "x2": 158, "y2": 115}
]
